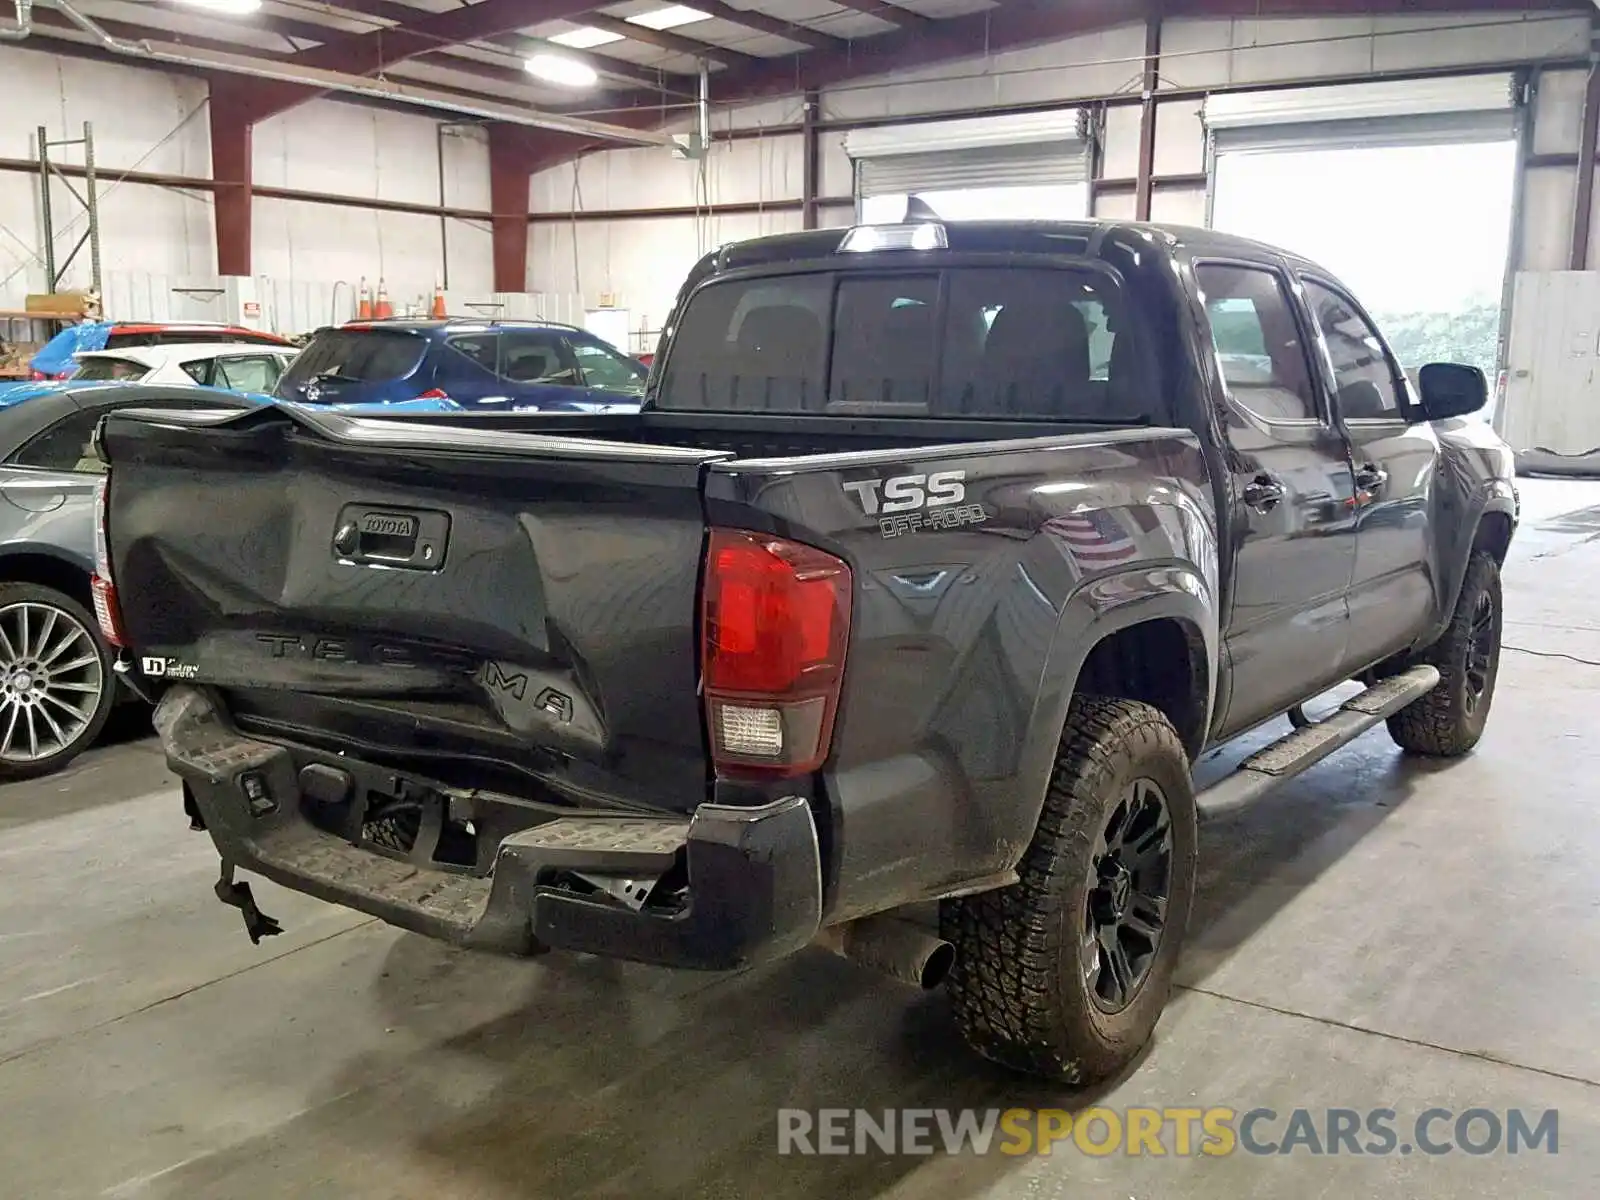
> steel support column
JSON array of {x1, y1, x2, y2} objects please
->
[
  {"x1": 801, "y1": 89, "x2": 820, "y2": 230},
  {"x1": 1135, "y1": 13, "x2": 1162, "y2": 222},
  {"x1": 1572, "y1": 25, "x2": 1600, "y2": 270},
  {"x1": 209, "y1": 83, "x2": 256, "y2": 278},
  {"x1": 489, "y1": 124, "x2": 536, "y2": 293}
]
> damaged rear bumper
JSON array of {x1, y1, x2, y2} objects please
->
[{"x1": 155, "y1": 686, "x2": 823, "y2": 970}]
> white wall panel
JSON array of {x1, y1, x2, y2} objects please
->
[
  {"x1": 0, "y1": 47, "x2": 209, "y2": 171},
  {"x1": 820, "y1": 25, "x2": 1146, "y2": 122},
  {"x1": 1520, "y1": 166, "x2": 1578, "y2": 272},
  {"x1": 1100, "y1": 104, "x2": 1143, "y2": 180},
  {"x1": 1160, "y1": 14, "x2": 1588, "y2": 91},
  {"x1": 255, "y1": 100, "x2": 459, "y2": 207},
  {"x1": 1150, "y1": 186, "x2": 1207, "y2": 228},
  {"x1": 819, "y1": 131, "x2": 853, "y2": 200},
  {"x1": 1093, "y1": 189, "x2": 1137, "y2": 221},
  {"x1": 1533, "y1": 68, "x2": 1588, "y2": 156},
  {"x1": 251, "y1": 99, "x2": 492, "y2": 292},
  {"x1": 530, "y1": 135, "x2": 804, "y2": 213},
  {"x1": 1153, "y1": 99, "x2": 1206, "y2": 176},
  {"x1": 253, "y1": 197, "x2": 462, "y2": 302},
  {"x1": 529, "y1": 209, "x2": 805, "y2": 333}
]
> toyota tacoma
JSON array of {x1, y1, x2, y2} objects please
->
[{"x1": 93, "y1": 219, "x2": 1517, "y2": 1083}]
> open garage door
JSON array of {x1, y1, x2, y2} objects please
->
[
  {"x1": 1204, "y1": 76, "x2": 1520, "y2": 414},
  {"x1": 847, "y1": 109, "x2": 1092, "y2": 224}
]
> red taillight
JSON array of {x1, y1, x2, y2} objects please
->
[
  {"x1": 91, "y1": 476, "x2": 126, "y2": 647},
  {"x1": 701, "y1": 528, "x2": 851, "y2": 778},
  {"x1": 417, "y1": 388, "x2": 450, "y2": 401}
]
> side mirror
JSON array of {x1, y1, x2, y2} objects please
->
[{"x1": 1417, "y1": 362, "x2": 1487, "y2": 420}]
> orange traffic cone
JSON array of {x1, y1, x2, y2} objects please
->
[
  {"x1": 356, "y1": 277, "x2": 372, "y2": 321},
  {"x1": 373, "y1": 279, "x2": 393, "y2": 320},
  {"x1": 430, "y1": 280, "x2": 447, "y2": 319}
]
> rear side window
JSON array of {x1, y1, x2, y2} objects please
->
[
  {"x1": 8, "y1": 408, "x2": 104, "y2": 472},
  {"x1": 660, "y1": 276, "x2": 831, "y2": 411},
  {"x1": 279, "y1": 329, "x2": 424, "y2": 389},
  {"x1": 658, "y1": 267, "x2": 1148, "y2": 421},
  {"x1": 71, "y1": 357, "x2": 147, "y2": 382},
  {"x1": 1196, "y1": 264, "x2": 1319, "y2": 423}
]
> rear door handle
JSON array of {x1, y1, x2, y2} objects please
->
[{"x1": 1242, "y1": 474, "x2": 1286, "y2": 512}]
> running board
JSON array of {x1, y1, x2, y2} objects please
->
[{"x1": 1197, "y1": 664, "x2": 1441, "y2": 820}]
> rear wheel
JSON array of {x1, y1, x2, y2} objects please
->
[
  {"x1": 0, "y1": 583, "x2": 115, "y2": 780},
  {"x1": 1387, "y1": 550, "x2": 1502, "y2": 757},
  {"x1": 941, "y1": 696, "x2": 1197, "y2": 1084}
]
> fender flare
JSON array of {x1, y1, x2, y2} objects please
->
[
  {"x1": 999, "y1": 562, "x2": 1219, "y2": 865},
  {"x1": 1428, "y1": 483, "x2": 1517, "y2": 646}
]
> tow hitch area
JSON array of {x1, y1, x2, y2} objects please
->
[{"x1": 215, "y1": 861, "x2": 283, "y2": 944}]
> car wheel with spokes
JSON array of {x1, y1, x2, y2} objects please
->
[
  {"x1": 0, "y1": 582, "x2": 116, "y2": 780},
  {"x1": 1387, "y1": 550, "x2": 1502, "y2": 758},
  {"x1": 942, "y1": 695, "x2": 1198, "y2": 1084}
]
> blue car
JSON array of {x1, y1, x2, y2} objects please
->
[{"x1": 274, "y1": 318, "x2": 647, "y2": 411}]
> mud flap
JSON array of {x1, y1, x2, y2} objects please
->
[{"x1": 215, "y1": 861, "x2": 284, "y2": 945}]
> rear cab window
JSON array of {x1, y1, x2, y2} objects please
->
[
  {"x1": 657, "y1": 264, "x2": 1153, "y2": 423},
  {"x1": 278, "y1": 328, "x2": 426, "y2": 396}
]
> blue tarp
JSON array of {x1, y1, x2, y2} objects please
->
[{"x1": 28, "y1": 322, "x2": 113, "y2": 377}]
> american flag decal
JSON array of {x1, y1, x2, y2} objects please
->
[{"x1": 1044, "y1": 509, "x2": 1138, "y2": 566}]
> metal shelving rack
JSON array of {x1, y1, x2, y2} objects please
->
[{"x1": 38, "y1": 120, "x2": 102, "y2": 297}]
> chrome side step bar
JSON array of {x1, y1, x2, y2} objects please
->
[{"x1": 1197, "y1": 664, "x2": 1441, "y2": 820}]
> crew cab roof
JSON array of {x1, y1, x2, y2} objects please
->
[{"x1": 695, "y1": 219, "x2": 1314, "y2": 276}]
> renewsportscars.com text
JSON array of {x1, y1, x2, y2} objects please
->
[{"x1": 776, "y1": 1107, "x2": 1559, "y2": 1158}]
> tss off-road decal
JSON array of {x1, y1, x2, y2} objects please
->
[{"x1": 842, "y1": 469, "x2": 989, "y2": 538}]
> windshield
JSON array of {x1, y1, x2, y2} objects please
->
[
  {"x1": 657, "y1": 266, "x2": 1147, "y2": 421},
  {"x1": 72, "y1": 357, "x2": 149, "y2": 382},
  {"x1": 278, "y1": 329, "x2": 424, "y2": 394}
]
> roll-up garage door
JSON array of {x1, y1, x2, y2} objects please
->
[
  {"x1": 846, "y1": 109, "x2": 1092, "y2": 220},
  {"x1": 1202, "y1": 75, "x2": 1518, "y2": 154},
  {"x1": 1203, "y1": 74, "x2": 1520, "y2": 410}
]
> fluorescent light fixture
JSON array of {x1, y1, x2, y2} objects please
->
[
  {"x1": 525, "y1": 53, "x2": 600, "y2": 88},
  {"x1": 628, "y1": 5, "x2": 710, "y2": 31},
  {"x1": 173, "y1": 0, "x2": 263, "y2": 12},
  {"x1": 549, "y1": 27, "x2": 624, "y2": 49}
]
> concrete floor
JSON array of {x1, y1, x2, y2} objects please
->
[{"x1": 4, "y1": 480, "x2": 1600, "y2": 1199}]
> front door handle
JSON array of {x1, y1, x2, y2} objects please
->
[
  {"x1": 1354, "y1": 462, "x2": 1389, "y2": 492},
  {"x1": 1242, "y1": 474, "x2": 1287, "y2": 512}
]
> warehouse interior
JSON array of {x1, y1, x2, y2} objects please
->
[{"x1": 2, "y1": 0, "x2": 1600, "y2": 1195}]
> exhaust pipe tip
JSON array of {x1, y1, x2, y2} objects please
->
[
  {"x1": 918, "y1": 938, "x2": 956, "y2": 989},
  {"x1": 817, "y1": 915, "x2": 955, "y2": 991}
]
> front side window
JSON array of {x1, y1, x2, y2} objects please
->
[
  {"x1": 1302, "y1": 280, "x2": 1405, "y2": 421},
  {"x1": 1196, "y1": 264, "x2": 1320, "y2": 423}
]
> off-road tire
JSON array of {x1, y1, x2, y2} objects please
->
[
  {"x1": 1387, "y1": 550, "x2": 1502, "y2": 758},
  {"x1": 940, "y1": 696, "x2": 1197, "y2": 1084},
  {"x1": 0, "y1": 582, "x2": 117, "y2": 780}
]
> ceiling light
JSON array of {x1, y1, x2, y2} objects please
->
[
  {"x1": 525, "y1": 53, "x2": 600, "y2": 88},
  {"x1": 627, "y1": 5, "x2": 710, "y2": 31},
  {"x1": 172, "y1": 0, "x2": 264, "y2": 13},
  {"x1": 549, "y1": 27, "x2": 624, "y2": 49}
]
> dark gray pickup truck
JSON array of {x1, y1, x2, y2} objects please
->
[{"x1": 94, "y1": 219, "x2": 1517, "y2": 1084}]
